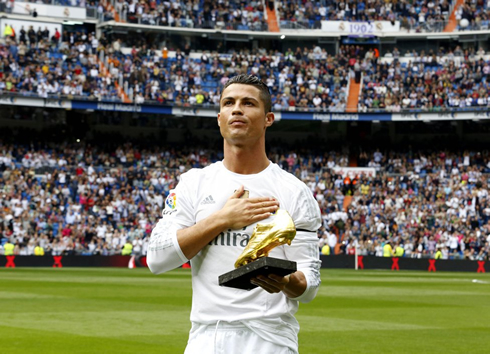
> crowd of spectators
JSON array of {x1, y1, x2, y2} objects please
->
[
  {"x1": 104, "y1": 0, "x2": 490, "y2": 33},
  {"x1": 358, "y1": 45, "x2": 490, "y2": 112},
  {"x1": 277, "y1": 0, "x2": 452, "y2": 32},
  {"x1": 2, "y1": 21, "x2": 490, "y2": 112},
  {"x1": 1, "y1": 24, "x2": 353, "y2": 111},
  {"x1": 0, "y1": 140, "x2": 348, "y2": 256},
  {"x1": 454, "y1": 0, "x2": 490, "y2": 31},
  {"x1": 107, "y1": 41, "x2": 351, "y2": 110},
  {"x1": 278, "y1": 0, "x2": 490, "y2": 33},
  {"x1": 6, "y1": 0, "x2": 490, "y2": 33},
  {"x1": 317, "y1": 148, "x2": 490, "y2": 261},
  {"x1": 108, "y1": 0, "x2": 267, "y2": 31},
  {"x1": 0, "y1": 140, "x2": 489, "y2": 262},
  {"x1": 1, "y1": 24, "x2": 120, "y2": 100}
]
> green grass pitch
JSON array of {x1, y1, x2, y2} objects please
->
[{"x1": 1, "y1": 267, "x2": 489, "y2": 354}]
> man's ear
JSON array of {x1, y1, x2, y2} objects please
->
[
  {"x1": 217, "y1": 113, "x2": 221, "y2": 126},
  {"x1": 265, "y1": 112, "x2": 275, "y2": 127}
]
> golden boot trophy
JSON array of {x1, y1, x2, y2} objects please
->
[{"x1": 219, "y1": 208, "x2": 298, "y2": 290}]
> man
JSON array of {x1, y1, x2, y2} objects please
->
[
  {"x1": 147, "y1": 74, "x2": 322, "y2": 353},
  {"x1": 383, "y1": 239, "x2": 394, "y2": 257},
  {"x1": 34, "y1": 243, "x2": 45, "y2": 256},
  {"x1": 3, "y1": 240, "x2": 15, "y2": 256},
  {"x1": 394, "y1": 242, "x2": 404, "y2": 257}
]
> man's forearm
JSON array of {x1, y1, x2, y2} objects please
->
[
  {"x1": 177, "y1": 189, "x2": 280, "y2": 259},
  {"x1": 177, "y1": 212, "x2": 227, "y2": 260}
]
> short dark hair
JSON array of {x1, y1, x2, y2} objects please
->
[{"x1": 221, "y1": 74, "x2": 272, "y2": 113}]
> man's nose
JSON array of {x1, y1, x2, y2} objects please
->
[{"x1": 231, "y1": 102, "x2": 243, "y2": 114}]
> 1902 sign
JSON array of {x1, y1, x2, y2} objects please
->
[{"x1": 321, "y1": 21, "x2": 400, "y2": 33}]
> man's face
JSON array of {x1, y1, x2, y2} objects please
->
[{"x1": 217, "y1": 84, "x2": 274, "y2": 147}]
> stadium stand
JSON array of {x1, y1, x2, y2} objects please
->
[
  {"x1": 0, "y1": 137, "x2": 489, "y2": 261},
  {"x1": 359, "y1": 45, "x2": 490, "y2": 112},
  {"x1": 0, "y1": 0, "x2": 489, "y2": 263},
  {"x1": 106, "y1": 0, "x2": 267, "y2": 31},
  {"x1": 2, "y1": 19, "x2": 490, "y2": 113}
]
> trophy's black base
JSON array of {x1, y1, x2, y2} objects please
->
[{"x1": 218, "y1": 257, "x2": 297, "y2": 291}]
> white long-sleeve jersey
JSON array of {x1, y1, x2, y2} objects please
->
[{"x1": 147, "y1": 161, "x2": 322, "y2": 348}]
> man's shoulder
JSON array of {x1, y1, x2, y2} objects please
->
[
  {"x1": 269, "y1": 163, "x2": 309, "y2": 189},
  {"x1": 180, "y1": 162, "x2": 222, "y2": 180}
]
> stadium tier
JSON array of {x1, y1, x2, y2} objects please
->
[
  {"x1": 1, "y1": 33, "x2": 490, "y2": 112},
  {"x1": 0, "y1": 141, "x2": 489, "y2": 260},
  {"x1": 0, "y1": 0, "x2": 490, "y2": 112},
  {"x1": 0, "y1": 0, "x2": 489, "y2": 262}
]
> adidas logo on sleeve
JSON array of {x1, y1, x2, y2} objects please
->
[{"x1": 200, "y1": 195, "x2": 216, "y2": 205}]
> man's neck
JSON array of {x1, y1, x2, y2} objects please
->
[{"x1": 222, "y1": 145, "x2": 270, "y2": 175}]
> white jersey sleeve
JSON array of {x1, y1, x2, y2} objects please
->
[
  {"x1": 147, "y1": 217, "x2": 188, "y2": 274},
  {"x1": 147, "y1": 170, "x2": 198, "y2": 274},
  {"x1": 285, "y1": 183, "x2": 322, "y2": 303}
]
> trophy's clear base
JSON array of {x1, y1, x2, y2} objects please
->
[{"x1": 218, "y1": 257, "x2": 297, "y2": 291}]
